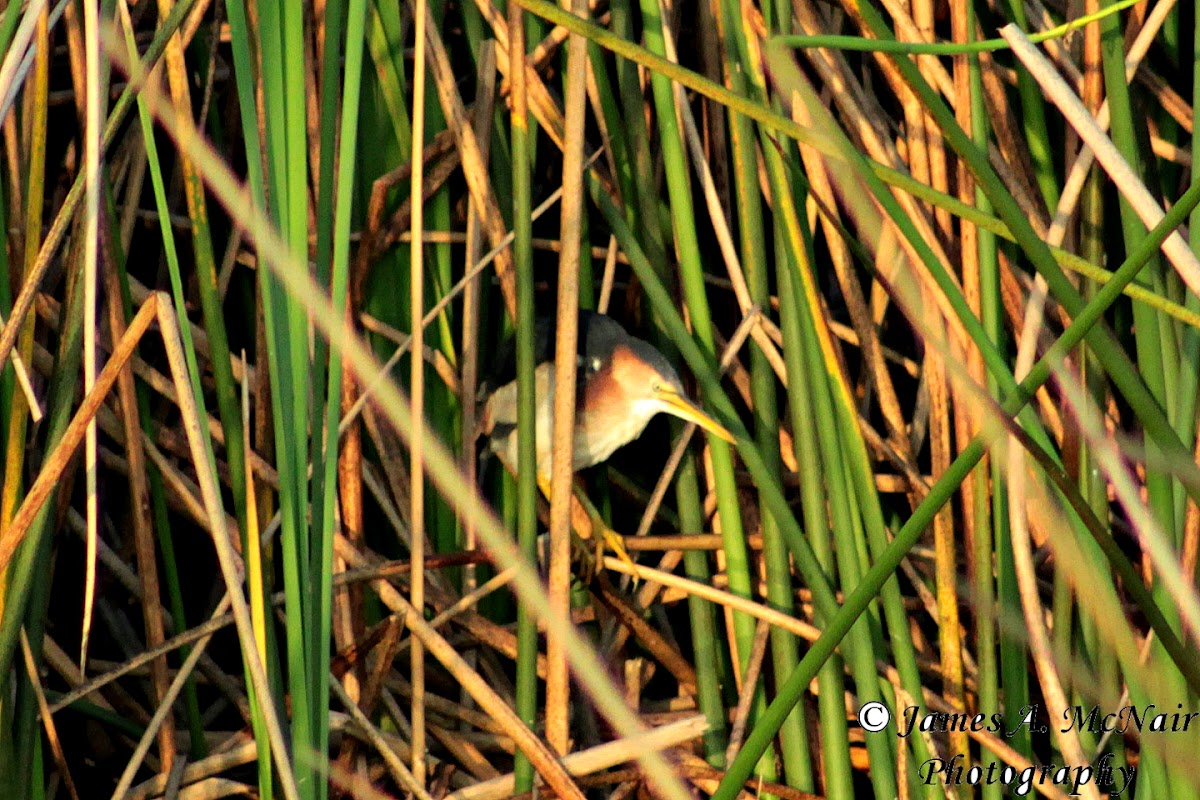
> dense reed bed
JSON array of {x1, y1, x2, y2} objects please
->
[{"x1": 0, "y1": 0, "x2": 1198, "y2": 797}]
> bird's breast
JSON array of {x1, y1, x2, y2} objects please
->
[
  {"x1": 482, "y1": 363, "x2": 659, "y2": 477},
  {"x1": 573, "y1": 405, "x2": 655, "y2": 468},
  {"x1": 572, "y1": 374, "x2": 657, "y2": 469}
]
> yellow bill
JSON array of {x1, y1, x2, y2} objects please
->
[{"x1": 659, "y1": 391, "x2": 736, "y2": 443}]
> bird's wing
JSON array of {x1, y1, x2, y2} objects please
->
[
  {"x1": 477, "y1": 363, "x2": 558, "y2": 441},
  {"x1": 476, "y1": 378, "x2": 516, "y2": 441},
  {"x1": 480, "y1": 315, "x2": 558, "y2": 395}
]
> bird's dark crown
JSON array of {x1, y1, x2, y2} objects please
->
[
  {"x1": 485, "y1": 310, "x2": 683, "y2": 390},
  {"x1": 616, "y1": 336, "x2": 683, "y2": 390}
]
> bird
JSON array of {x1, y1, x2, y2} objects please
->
[
  {"x1": 477, "y1": 310, "x2": 735, "y2": 570},
  {"x1": 478, "y1": 310, "x2": 735, "y2": 477}
]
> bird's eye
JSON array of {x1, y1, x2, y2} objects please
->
[{"x1": 651, "y1": 380, "x2": 663, "y2": 393}]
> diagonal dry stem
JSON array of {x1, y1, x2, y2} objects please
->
[
  {"x1": 0, "y1": 297, "x2": 157, "y2": 573},
  {"x1": 418, "y1": 0, "x2": 516, "y2": 318}
]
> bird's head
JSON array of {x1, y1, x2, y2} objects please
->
[{"x1": 603, "y1": 339, "x2": 736, "y2": 444}]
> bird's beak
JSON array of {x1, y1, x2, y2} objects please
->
[{"x1": 659, "y1": 391, "x2": 736, "y2": 443}]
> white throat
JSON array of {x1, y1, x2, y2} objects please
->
[{"x1": 573, "y1": 397, "x2": 662, "y2": 468}]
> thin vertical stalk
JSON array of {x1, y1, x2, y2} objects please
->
[
  {"x1": 309, "y1": 0, "x2": 350, "y2": 776},
  {"x1": 1095, "y1": 3, "x2": 1175, "y2": 530},
  {"x1": 78, "y1": 0, "x2": 99, "y2": 673},
  {"x1": 422, "y1": 4, "x2": 457, "y2": 565},
  {"x1": 6, "y1": 271, "x2": 83, "y2": 800},
  {"x1": 317, "y1": 0, "x2": 370, "y2": 786},
  {"x1": 968, "y1": 0, "x2": 1004, "y2": 791},
  {"x1": 1078, "y1": 0, "x2": 1115, "y2": 727},
  {"x1": 120, "y1": 0, "x2": 276, "y2": 787},
  {"x1": 775, "y1": 245, "x2": 844, "y2": 796},
  {"x1": 222, "y1": 0, "x2": 308, "y2": 791},
  {"x1": 151, "y1": 297, "x2": 300, "y2": 800},
  {"x1": 461, "y1": 40, "x2": 496, "y2": 607},
  {"x1": 930, "y1": 357, "x2": 968, "y2": 761},
  {"x1": 508, "y1": 3, "x2": 539, "y2": 792},
  {"x1": 252, "y1": 0, "x2": 315, "y2": 787},
  {"x1": 111, "y1": 0, "x2": 205, "y2": 761},
  {"x1": 680, "y1": 542, "x2": 728, "y2": 764},
  {"x1": 409, "y1": 0, "x2": 429, "y2": 787},
  {"x1": 546, "y1": 0, "x2": 588, "y2": 757}
]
